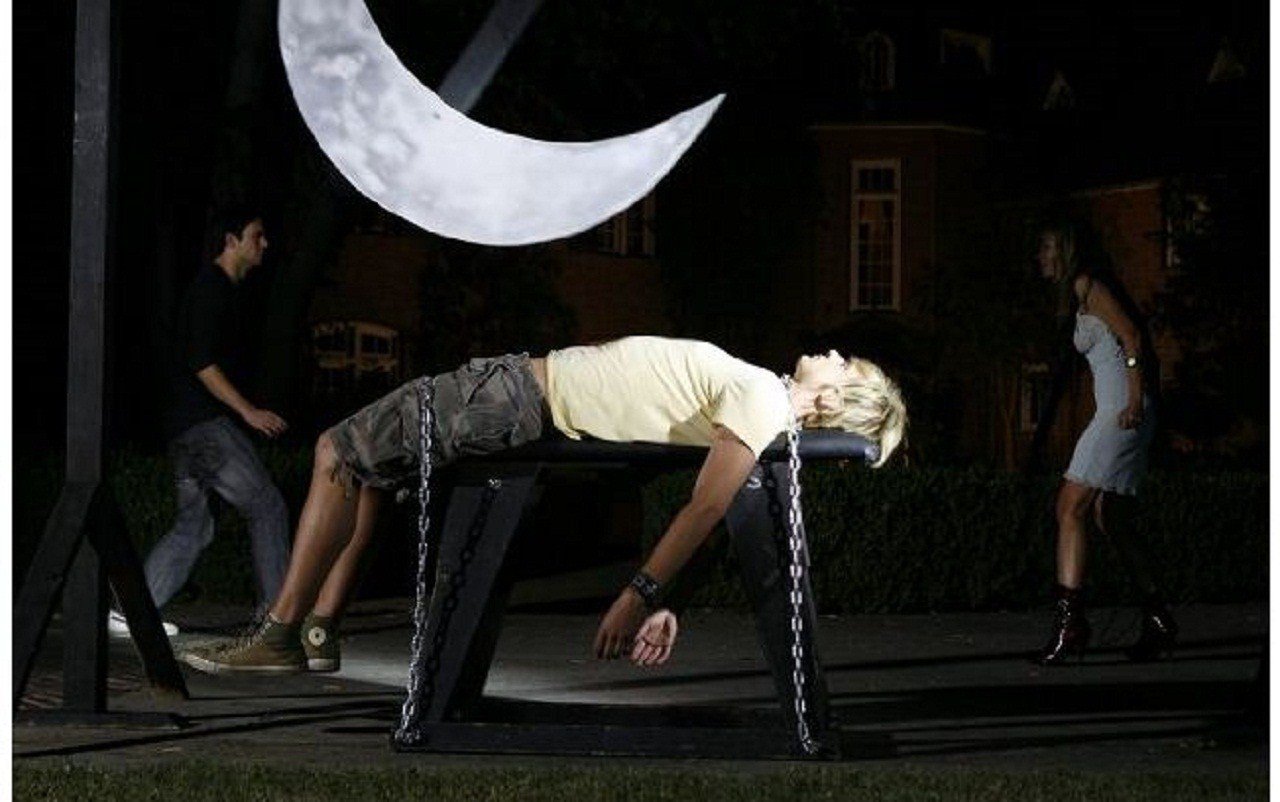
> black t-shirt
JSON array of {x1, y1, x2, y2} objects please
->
[{"x1": 163, "y1": 264, "x2": 246, "y2": 438}]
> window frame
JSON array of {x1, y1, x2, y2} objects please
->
[
  {"x1": 859, "y1": 31, "x2": 897, "y2": 92},
  {"x1": 583, "y1": 192, "x2": 657, "y2": 257},
  {"x1": 939, "y1": 28, "x2": 993, "y2": 75},
  {"x1": 1019, "y1": 362, "x2": 1051, "y2": 433},
  {"x1": 849, "y1": 158, "x2": 903, "y2": 311}
]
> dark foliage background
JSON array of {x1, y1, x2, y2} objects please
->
[{"x1": 14, "y1": 453, "x2": 1264, "y2": 612}]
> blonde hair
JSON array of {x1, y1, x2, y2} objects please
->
[{"x1": 803, "y1": 360, "x2": 907, "y2": 468}]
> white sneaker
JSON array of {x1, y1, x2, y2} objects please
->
[{"x1": 107, "y1": 610, "x2": 179, "y2": 638}]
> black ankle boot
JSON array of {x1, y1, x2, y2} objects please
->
[
  {"x1": 1035, "y1": 584, "x2": 1090, "y2": 666},
  {"x1": 1126, "y1": 602, "x2": 1178, "y2": 662}
]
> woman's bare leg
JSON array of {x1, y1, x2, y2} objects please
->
[
  {"x1": 311, "y1": 485, "x2": 384, "y2": 620},
  {"x1": 1036, "y1": 480, "x2": 1101, "y2": 663},
  {"x1": 269, "y1": 433, "x2": 360, "y2": 623},
  {"x1": 1055, "y1": 481, "x2": 1098, "y2": 589}
]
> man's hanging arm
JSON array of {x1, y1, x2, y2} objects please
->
[
  {"x1": 593, "y1": 426, "x2": 758, "y2": 660},
  {"x1": 639, "y1": 425, "x2": 758, "y2": 585}
]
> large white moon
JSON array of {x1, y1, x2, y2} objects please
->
[{"x1": 279, "y1": 0, "x2": 723, "y2": 246}]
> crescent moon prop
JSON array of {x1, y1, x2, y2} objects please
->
[{"x1": 279, "y1": 0, "x2": 724, "y2": 246}]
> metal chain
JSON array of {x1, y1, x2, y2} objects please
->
[
  {"x1": 395, "y1": 371, "x2": 817, "y2": 753},
  {"x1": 781, "y1": 375, "x2": 819, "y2": 755},
  {"x1": 410, "y1": 478, "x2": 502, "y2": 723},
  {"x1": 394, "y1": 376, "x2": 436, "y2": 746}
]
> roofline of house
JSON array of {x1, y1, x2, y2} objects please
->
[
  {"x1": 995, "y1": 178, "x2": 1166, "y2": 207},
  {"x1": 808, "y1": 122, "x2": 989, "y2": 136},
  {"x1": 1067, "y1": 179, "x2": 1164, "y2": 198}
]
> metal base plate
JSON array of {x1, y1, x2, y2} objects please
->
[
  {"x1": 391, "y1": 700, "x2": 846, "y2": 760},
  {"x1": 395, "y1": 722, "x2": 840, "y2": 760}
]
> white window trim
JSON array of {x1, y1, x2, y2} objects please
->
[
  {"x1": 1043, "y1": 70, "x2": 1075, "y2": 111},
  {"x1": 1207, "y1": 39, "x2": 1245, "y2": 84},
  {"x1": 1019, "y1": 362, "x2": 1050, "y2": 433},
  {"x1": 312, "y1": 320, "x2": 402, "y2": 382},
  {"x1": 859, "y1": 31, "x2": 896, "y2": 92},
  {"x1": 849, "y1": 158, "x2": 902, "y2": 311},
  {"x1": 939, "y1": 29, "x2": 993, "y2": 75},
  {"x1": 590, "y1": 192, "x2": 657, "y2": 257},
  {"x1": 640, "y1": 193, "x2": 657, "y2": 256}
]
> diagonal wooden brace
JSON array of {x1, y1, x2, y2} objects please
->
[
  {"x1": 13, "y1": 481, "x2": 188, "y2": 713},
  {"x1": 723, "y1": 462, "x2": 833, "y2": 755},
  {"x1": 409, "y1": 464, "x2": 542, "y2": 729}
]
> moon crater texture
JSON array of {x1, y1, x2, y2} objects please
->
[{"x1": 280, "y1": 0, "x2": 723, "y2": 246}]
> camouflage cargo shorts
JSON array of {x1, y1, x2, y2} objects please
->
[{"x1": 326, "y1": 353, "x2": 546, "y2": 491}]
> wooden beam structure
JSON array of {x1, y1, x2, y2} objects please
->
[
  {"x1": 12, "y1": 0, "x2": 187, "y2": 724},
  {"x1": 393, "y1": 432, "x2": 877, "y2": 758}
]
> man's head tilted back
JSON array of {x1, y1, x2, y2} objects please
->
[{"x1": 792, "y1": 351, "x2": 907, "y2": 467}]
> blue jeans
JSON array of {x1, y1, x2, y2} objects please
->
[{"x1": 143, "y1": 416, "x2": 290, "y2": 613}]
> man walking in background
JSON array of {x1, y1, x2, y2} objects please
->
[{"x1": 109, "y1": 205, "x2": 291, "y2": 636}]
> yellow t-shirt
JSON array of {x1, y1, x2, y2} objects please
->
[{"x1": 545, "y1": 336, "x2": 789, "y2": 457}]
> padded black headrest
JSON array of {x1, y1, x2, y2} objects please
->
[{"x1": 482, "y1": 429, "x2": 879, "y2": 467}]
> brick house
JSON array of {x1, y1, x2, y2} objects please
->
[
  {"x1": 784, "y1": 11, "x2": 1258, "y2": 468},
  {"x1": 305, "y1": 196, "x2": 672, "y2": 423},
  {"x1": 305, "y1": 10, "x2": 1258, "y2": 466}
]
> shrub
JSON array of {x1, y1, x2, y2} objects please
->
[
  {"x1": 642, "y1": 464, "x2": 1266, "y2": 612},
  {"x1": 14, "y1": 451, "x2": 1266, "y2": 612}
]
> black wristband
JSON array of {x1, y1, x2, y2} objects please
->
[{"x1": 628, "y1": 570, "x2": 662, "y2": 609}]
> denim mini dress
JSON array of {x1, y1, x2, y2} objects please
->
[{"x1": 1063, "y1": 313, "x2": 1155, "y2": 496}]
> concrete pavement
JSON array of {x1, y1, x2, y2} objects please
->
[{"x1": 13, "y1": 600, "x2": 1267, "y2": 772}]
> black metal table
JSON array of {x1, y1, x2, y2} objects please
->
[{"x1": 393, "y1": 430, "x2": 878, "y2": 759}]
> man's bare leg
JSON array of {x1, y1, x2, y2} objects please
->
[
  {"x1": 311, "y1": 485, "x2": 384, "y2": 620},
  {"x1": 269, "y1": 433, "x2": 361, "y2": 623}
]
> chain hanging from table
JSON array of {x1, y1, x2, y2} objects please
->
[
  {"x1": 394, "y1": 376, "x2": 436, "y2": 746},
  {"x1": 393, "y1": 371, "x2": 818, "y2": 752},
  {"x1": 781, "y1": 375, "x2": 819, "y2": 756}
]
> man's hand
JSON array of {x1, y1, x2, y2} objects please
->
[
  {"x1": 195, "y1": 364, "x2": 288, "y2": 438},
  {"x1": 630, "y1": 609, "x2": 678, "y2": 667},
  {"x1": 242, "y1": 407, "x2": 288, "y2": 438},
  {"x1": 593, "y1": 589, "x2": 646, "y2": 660}
]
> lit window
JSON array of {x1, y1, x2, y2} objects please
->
[
  {"x1": 850, "y1": 160, "x2": 901, "y2": 310},
  {"x1": 312, "y1": 323, "x2": 351, "y2": 357},
  {"x1": 312, "y1": 321, "x2": 401, "y2": 395}
]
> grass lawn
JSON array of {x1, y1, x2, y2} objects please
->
[{"x1": 13, "y1": 763, "x2": 1267, "y2": 801}]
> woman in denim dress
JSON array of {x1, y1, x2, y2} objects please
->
[{"x1": 1035, "y1": 226, "x2": 1177, "y2": 665}]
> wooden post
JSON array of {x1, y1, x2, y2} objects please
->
[
  {"x1": 12, "y1": 0, "x2": 188, "y2": 721},
  {"x1": 60, "y1": 542, "x2": 109, "y2": 712},
  {"x1": 437, "y1": 0, "x2": 544, "y2": 113}
]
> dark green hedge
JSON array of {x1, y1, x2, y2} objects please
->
[
  {"x1": 14, "y1": 447, "x2": 317, "y2": 604},
  {"x1": 14, "y1": 450, "x2": 1267, "y2": 612},
  {"x1": 641, "y1": 465, "x2": 1267, "y2": 612}
]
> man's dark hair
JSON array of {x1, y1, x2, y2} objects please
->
[{"x1": 208, "y1": 203, "x2": 262, "y2": 259}]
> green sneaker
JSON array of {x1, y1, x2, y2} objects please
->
[
  {"x1": 302, "y1": 613, "x2": 340, "y2": 673},
  {"x1": 182, "y1": 616, "x2": 305, "y2": 675}
]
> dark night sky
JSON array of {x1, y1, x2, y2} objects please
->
[{"x1": 11, "y1": 0, "x2": 1267, "y2": 460}]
